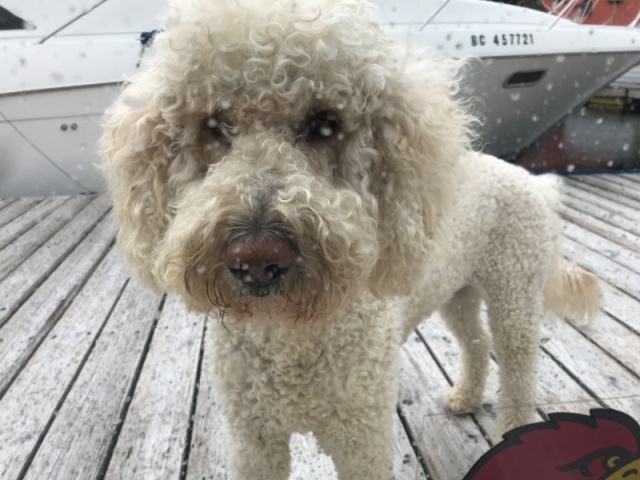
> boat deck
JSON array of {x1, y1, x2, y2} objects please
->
[{"x1": 0, "y1": 173, "x2": 639, "y2": 480}]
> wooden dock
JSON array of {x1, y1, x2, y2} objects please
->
[{"x1": 0, "y1": 173, "x2": 639, "y2": 479}]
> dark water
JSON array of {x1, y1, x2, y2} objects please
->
[{"x1": 513, "y1": 104, "x2": 640, "y2": 173}]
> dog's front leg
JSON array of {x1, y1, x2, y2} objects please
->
[
  {"x1": 227, "y1": 424, "x2": 291, "y2": 480},
  {"x1": 314, "y1": 407, "x2": 395, "y2": 480}
]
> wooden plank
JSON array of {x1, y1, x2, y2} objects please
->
[
  {"x1": 398, "y1": 331, "x2": 490, "y2": 480},
  {"x1": 540, "y1": 319, "x2": 640, "y2": 420},
  {"x1": 618, "y1": 173, "x2": 640, "y2": 184},
  {"x1": 598, "y1": 280, "x2": 640, "y2": 334},
  {"x1": 0, "y1": 197, "x2": 42, "y2": 230},
  {"x1": 392, "y1": 414, "x2": 428, "y2": 480},
  {"x1": 568, "y1": 176, "x2": 640, "y2": 207},
  {"x1": 185, "y1": 322, "x2": 231, "y2": 480},
  {"x1": 563, "y1": 236, "x2": 640, "y2": 300},
  {"x1": 561, "y1": 208, "x2": 640, "y2": 254},
  {"x1": 566, "y1": 177, "x2": 640, "y2": 211},
  {"x1": 104, "y1": 296, "x2": 204, "y2": 480},
  {"x1": 0, "y1": 196, "x2": 94, "y2": 283},
  {"x1": 0, "y1": 198, "x2": 18, "y2": 212},
  {"x1": 23, "y1": 282, "x2": 162, "y2": 480},
  {"x1": 588, "y1": 173, "x2": 640, "y2": 193},
  {"x1": 534, "y1": 349, "x2": 604, "y2": 419},
  {"x1": 0, "y1": 195, "x2": 110, "y2": 328},
  {"x1": 562, "y1": 222, "x2": 640, "y2": 273},
  {"x1": 289, "y1": 433, "x2": 338, "y2": 479},
  {"x1": 0, "y1": 196, "x2": 69, "y2": 251},
  {"x1": 0, "y1": 214, "x2": 116, "y2": 395},
  {"x1": 569, "y1": 312, "x2": 640, "y2": 380},
  {"x1": 0, "y1": 248, "x2": 128, "y2": 479},
  {"x1": 562, "y1": 190, "x2": 640, "y2": 238},
  {"x1": 564, "y1": 181, "x2": 640, "y2": 222}
]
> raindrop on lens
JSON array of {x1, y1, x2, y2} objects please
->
[{"x1": 319, "y1": 126, "x2": 333, "y2": 137}]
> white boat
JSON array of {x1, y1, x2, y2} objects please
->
[
  {"x1": 384, "y1": 0, "x2": 640, "y2": 158},
  {"x1": 2, "y1": 0, "x2": 640, "y2": 197},
  {"x1": 0, "y1": 0, "x2": 161, "y2": 197}
]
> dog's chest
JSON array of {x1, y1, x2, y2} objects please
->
[{"x1": 210, "y1": 305, "x2": 400, "y2": 394}]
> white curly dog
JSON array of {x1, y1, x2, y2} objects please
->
[{"x1": 101, "y1": 0, "x2": 600, "y2": 478}]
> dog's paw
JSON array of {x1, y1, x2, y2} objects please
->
[{"x1": 443, "y1": 386, "x2": 481, "y2": 414}]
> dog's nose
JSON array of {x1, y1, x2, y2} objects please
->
[{"x1": 223, "y1": 238, "x2": 296, "y2": 286}]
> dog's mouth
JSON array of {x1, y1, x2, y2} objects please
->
[{"x1": 229, "y1": 264, "x2": 290, "y2": 298}]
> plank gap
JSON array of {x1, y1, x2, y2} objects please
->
[
  {"x1": 395, "y1": 405, "x2": 433, "y2": 480},
  {"x1": 539, "y1": 345, "x2": 608, "y2": 409},
  {"x1": 180, "y1": 316, "x2": 208, "y2": 480},
  {"x1": 0, "y1": 199, "x2": 111, "y2": 329},
  {"x1": 414, "y1": 328, "x2": 454, "y2": 388},
  {"x1": 0, "y1": 238, "x2": 117, "y2": 401},
  {"x1": 566, "y1": 319, "x2": 640, "y2": 382},
  {"x1": 95, "y1": 293, "x2": 168, "y2": 480},
  {"x1": 15, "y1": 276, "x2": 131, "y2": 480},
  {"x1": 0, "y1": 198, "x2": 43, "y2": 230}
]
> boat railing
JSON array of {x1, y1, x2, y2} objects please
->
[
  {"x1": 548, "y1": 0, "x2": 582, "y2": 28},
  {"x1": 420, "y1": 0, "x2": 452, "y2": 30}
]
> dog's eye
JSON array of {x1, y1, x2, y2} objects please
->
[
  {"x1": 306, "y1": 111, "x2": 340, "y2": 140},
  {"x1": 204, "y1": 115, "x2": 237, "y2": 144}
]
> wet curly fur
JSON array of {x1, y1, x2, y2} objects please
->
[{"x1": 100, "y1": 0, "x2": 601, "y2": 478}]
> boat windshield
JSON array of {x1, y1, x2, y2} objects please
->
[
  {"x1": 492, "y1": 0, "x2": 546, "y2": 11},
  {"x1": 0, "y1": 5, "x2": 31, "y2": 30}
]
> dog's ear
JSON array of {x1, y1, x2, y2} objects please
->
[
  {"x1": 100, "y1": 82, "x2": 173, "y2": 291},
  {"x1": 368, "y1": 52, "x2": 474, "y2": 297}
]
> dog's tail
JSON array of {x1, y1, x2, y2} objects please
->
[
  {"x1": 544, "y1": 262, "x2": 601, "y2": 323},
  {"x1": 532, "y1": 174, "x2": 602, "y2": 323}
]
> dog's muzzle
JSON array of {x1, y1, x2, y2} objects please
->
[{"x1": 223, "y1": 237, "x2": 297, "y2": 297}]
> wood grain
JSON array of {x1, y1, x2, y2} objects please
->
[{"x1": 105, "y1": 296, "x2": 205, "y2": 480}]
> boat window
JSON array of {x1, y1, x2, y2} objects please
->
[
  {"x1": 0, "y1": 5, "x2": 31, "y2": 30},
  {"x1": 504, "y1": 70, "x2": 547, "y2": 88}
]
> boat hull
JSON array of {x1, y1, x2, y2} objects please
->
[
  {"x1": 465, "y1": 50, "x2": 640, "y2": 157},
  {"x1": 0, "y1": 85, "x2": 118, "y2": 197}
]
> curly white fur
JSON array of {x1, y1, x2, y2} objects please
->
[{"x1": 100, "y1": 0, "x2": 601, "y2": 478}]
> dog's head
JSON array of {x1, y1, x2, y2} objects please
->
[{"x1": 101, "y1": 0, "x2": 473, "y2": 319}]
